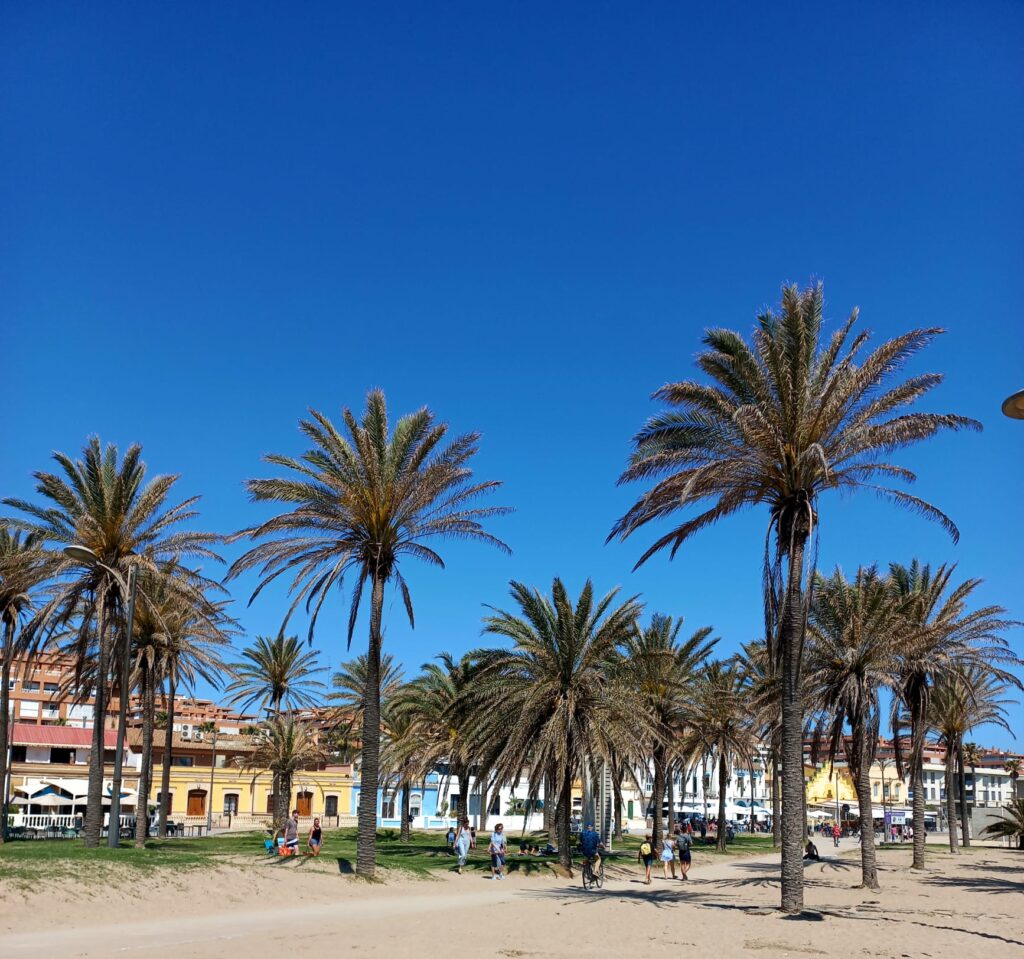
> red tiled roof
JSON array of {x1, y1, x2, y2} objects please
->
[{"x1": 11, "y1": 723, "x2": 117, "y2": 749}]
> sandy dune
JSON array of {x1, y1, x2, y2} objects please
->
[{"x1": 1, "y1": 840, "x2": 1021, "y2": 958}]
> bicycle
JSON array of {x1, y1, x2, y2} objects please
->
[{"x1": 581, "y1": 854, "x2": 605, "y2": 890}]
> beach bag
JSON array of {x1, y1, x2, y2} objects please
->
[{"x1": 639, "y1": 841, "x2": 652, "y2": 856}]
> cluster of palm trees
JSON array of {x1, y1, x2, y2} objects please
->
[{"x1": 0, "y1": 283, "x2": 1019, "y2": 913}]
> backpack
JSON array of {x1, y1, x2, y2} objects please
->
[{"x1": 639, "y1": 841, "x2": 652, "y2": 856}]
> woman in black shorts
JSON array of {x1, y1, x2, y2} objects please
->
[{"x1": 307, "y1": 817, "x2": 324, "y2": 857}]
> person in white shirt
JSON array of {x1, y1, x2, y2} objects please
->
[{"x1": 489, "y1": 823, "x2": 508, "y2": 880}]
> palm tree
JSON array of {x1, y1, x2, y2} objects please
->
[
  {"x1": 391, "y1": 653, "x2": 480, "y2": 824},
  {"x1": 805, "y1": 566, "x2": 901, "y2": 889},
  {"x1": 959, "y1": 741, "x2": 982, "y2": 847},
  {"x1": 612, "y1": 284, "x2": 978, "y2": 910},
  {"x1": 228, "y1": 390, "x2": 510, "y2": 877},
  {"x1": 739, "y1": 639, "x2": 783, "y2": 846},
  {"x1": 927, "y1": 673, "x2": 970, "y2": 854},
  {"x1": 472, "y1": 579, "x2": 645, "y2": 870},
  {"x1": 243, "y1": 716, "x2": 326, "y2": 826},
  {"x1": 1006, "y1": 759, "x2": 1022, "y2": 800},
  {"x1": 154, "y1": 592, "x2": 233, "y2": 838},
  {"x1": 224, "y1": 635, "x2": 325, "y2": 716},
  {"x1": 620, "y1": 614, "x2": 717, "y2": 846},
  {"x1": 980, "y1": 798, "x2": 1024, "y2": 849},
  {"x1": 889, "y1": 561, "x2": 1018, "y2": 868},
  {"x1": 2, "y1": 438, "x2": 222, "y2": 847},
  {"x1": 129, "y1": 566, "x2": 234, "y2": 846},
  {"x1": 328, "y1": 652, "x2": 403, "y2": 762},
  {"x1": 0, "y1": 531, "x2": 45, "y2": 842},
  {"x1": 679, "y1": 660, "x2": 758, "y2": 851}
]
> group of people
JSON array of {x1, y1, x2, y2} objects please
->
[
  {"x1": 268, "y1": 810, "x2": 324, "y2": 858},
  {"x1": 447, "y1": 819, "x2": 510, "y2": 879},
  {"x1": 636, "y1": 825, "x2": 694, "y2": 885}
]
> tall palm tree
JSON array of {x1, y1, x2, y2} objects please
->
[
  {"x1": 2, "y1": 438, "x2": 222, "y2": 847},
  {"x1": 0, "y1": 531, "x2": 45, "y2": 842},
  {"x1": 131, "y1": 568, "x2": 234, "y2": 845},
  {"x1": 243, "y1": 716, "x2": 327, "y2": 826},
  {"x1": 679, "y1": 660, "x2": 758, "y2": 851},
  {"x1": 390, "y1": 652, "x2": 481, "y2": 823},
  {"x1": 620, "y1": 614, "x2": 717, "y2": 846},
  {"x1": 806, "y1": 566, "x2": 901, "y2": 889},
  {"x1": 1006, "y1": 758, "x2": 1022, "y2": 800},
  {"x1": 471, "y1": 579, "x2": 645, "y2": 869},
  {"x1": 224, "y1": 635, "x2": 325, "y2": 716},
  {"x1": 959, "y1": 741, "x2": 983, "y2": 848},
  {"x1": 228, "y1": 390, "x2": 510, "y2": 877},
  {"x1": 612, "y1": 284, "x2": 978, "y2": 910},
  {"x1": 154, "y1": 592, "x2": 233, "y2": 838},
  {"x1": 889, "y1": 561, "x2": 1018, "y2": 868},
  {"x1": 738, "y1": 639, "x2": 783, "y2": 846},
  {"x1": 328, "y1": 652, "x2": 403, "y2": 762}
]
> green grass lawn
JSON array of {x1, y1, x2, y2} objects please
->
[{"x1": 0, "y1": 828, "x2": 780, "y2": 888}]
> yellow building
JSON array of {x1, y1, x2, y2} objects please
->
[
  {"x1": 128, "y1": 729, "x2": 355, "y2": 828},
  {"x1": 805, "y1": 763, "x2": 858, "y2": 809}
]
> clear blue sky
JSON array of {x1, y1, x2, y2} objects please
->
[{"x1": 3, "y1": 2, "x2": 1022, "y2": 747}]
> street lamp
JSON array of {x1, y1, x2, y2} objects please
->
[
  {"x1": 1002, "y1": 390, "x2": 1024, "y2": 419},
  {"x1": 63, "y1": 545, "x2": 138, "y2": 849}
]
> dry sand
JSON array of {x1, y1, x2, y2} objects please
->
[{"x1": 1, "y1": 839, "x2": 1021, "y2": 958}]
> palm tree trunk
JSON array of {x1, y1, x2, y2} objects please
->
[
  {"x1": 613, "y1": 779, "x2": 623, "y2": 839},
  {"x1": 0, "y1": 619, "x2": 14, "y2": 844},
  {"x1": 134, "y1": 663, "x2": 155, "y2": 847},
  {"x1": 83, "y1": 607, "x2": 110, "y2": 847},
  {"x1": 356, "y1": 570, "x2": 385, "y2": 877},
  {"x1": 651, "y1": 744, "x2": 665, "y2": 847},
  {"x1": 543, "y1": 768, "x2": 554, "y2": 842},
  {"x1": 666, "y1": 764, "x2": 675, "y2": 832},
  {"x1": 779, "y1": 525, "x2": 809, "y2": 912},
  {"x1": 771, "y1": 745, "x2": 781, "y2": 848},
  {"x1": 944, "y1": 741, "x2": 959, "y2": 855},
  {"x1": 456, "y1": 768, "x2": 469, "y2": 825},
  {"x1": 957, "y1": 740, "x2": 970, "y2": 847},
  {"x1": 479, "y1": 776, "x2": 490, "y2": 831},
  {"x1": 158, "y1": 676, "x2": 175, "y2": 838},
  {"x1": 400, "y1": 776, "x2": 411, "y2": 842},
  {"x1": 273, "y1": 771, "x2": 285, "y2": 826},
  {"x1": 748, "y1": 760, "x2": 757, "y2": 832},
  {"x1": 909, "y1": 693, "x2": 927, "y2": 869},
  {"x1": 853, "y1": 723, "x2": 879, "y2": 889},
  {"x1": 557, "y1": 765, "x2": 572, "y2": 870},
  {"x1": 716, "y1": 751, "x2": 729, "y2": 852}
]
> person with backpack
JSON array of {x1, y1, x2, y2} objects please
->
[
  {"x1": 638, "y1": 834, "x2": 654, "y2": 885},
  {"x1": 675, "y1": 826, "x2": 693, "y2": 880}
]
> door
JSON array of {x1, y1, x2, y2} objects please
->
[
  {"x1": 223, "y1": 793, "x2": 239, "y2": 815},
  {"x1": 297, "y1": 791, "x2": 313, "y2": 817},
  {"x1": 325, "y1": 795, "x2": 338, "y2": 817},
  {"x1": 628, "y1": 800, "x2": 634, "y2": 819},
  {"x1": 187, "y1": 790, "x2": 207, "y2": 816}
]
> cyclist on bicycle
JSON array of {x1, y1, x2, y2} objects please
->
[{"x1": 579, "y1": 822, "x2": 604, "y2": 872}]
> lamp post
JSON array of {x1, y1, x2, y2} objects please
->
[{"x1": 63, "y1": 545, "x2": 138, "y2": 849}]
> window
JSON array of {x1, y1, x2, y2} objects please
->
[
  {"x1": 172, "y1": 756, "x2": 194, "y2": 767},
  {"x1": 22, "y1": 681, "x2": 40, "y2": 692},
  {"x1": 450, "y1": 793, "x2": 461, "y2": 813},
  {"x1": 410, "y1": 792, "x2": 423, "y2": 818},
  {"x1": 381, "y1": 796, "x2": 396, "y2": 819},
  {"x1": 6, "y1": 680, "x2": 14, "y2": 691},
  {"x1": 50, "y1": 748, "x2": 73, "y2": 764},
  {"x1": 872, "y1": 783, "x2": 879, "y2": 798},
  {"x1": 44, "y1": 683, "x2": 59, "y2": 694},
  {"x1": 265, "y1": 793, "x2": 276, "y2": 814},
  {"x1": 11, "y1": 746, "x2": 26, "y2": 763},
  {"x1": 325, "y1": 795, "x2": 338, "y2": 818},
  {"x1": 223, "y1": 793, "x2": 239, "y2": 815}
]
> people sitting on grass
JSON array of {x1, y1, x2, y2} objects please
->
[{"x1": 804, "y1": 839, "x2": 821, "y2": 862}]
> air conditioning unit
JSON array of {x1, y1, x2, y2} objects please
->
[
  {"x1": 181, "y1": 730, "x2": 191, "y2": 740},
  {"x1": 193, "y1": 731, "x2": 204, "y2": 742}
]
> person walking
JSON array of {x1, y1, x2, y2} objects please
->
[
  {"x1": 638, "y1": 835, "x2": 654, "y2": 885},
  {"x1": 306, "y1": 817, "x2": 323, "y2": 857},
  {"x1": 446, "y1": 825, "x2": 456, "y2": 850},
  {"x1": 676, "y1": 827, "x2": 693, "y2": 880},
  {"x1": 489, "y1": 822, "x2": 508, "y2": 880},
  {"x1": 660, "y1": 834, "x2": 677, "y2": 879},
  {"x1": 454, "y1": 818, "x2": 472, "y2": 874},
  {"x1": 831, "y1": 822, "x2": 841, "y2": 848}
]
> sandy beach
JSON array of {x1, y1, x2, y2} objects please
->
[{"x1": 1, "y1": 840, "x2": 1021, "y2": 959}]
